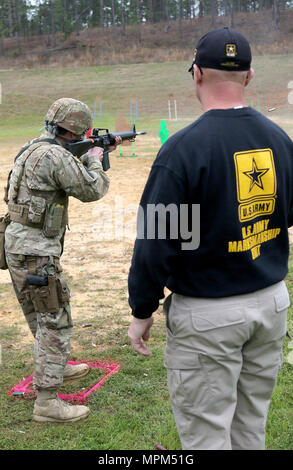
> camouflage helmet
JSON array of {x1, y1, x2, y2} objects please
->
[{"x1": 45, "y1": 98, "x2": 92, "y2": 136}]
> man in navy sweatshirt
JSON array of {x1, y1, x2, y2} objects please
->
[{"x1": 127, "y1": 28, "x2": 293, "y2": 449}]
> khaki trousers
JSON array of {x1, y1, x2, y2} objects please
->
[{"x1": 164, "y1": 281, "x2": 289, "y2": 450}]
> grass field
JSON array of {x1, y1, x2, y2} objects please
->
[
  {"x1": 0, "y1": 55, "x2": 293, "y2": 133},
  {"x1": 0, "y1": 56, "x2": 292, "y2": 450}
]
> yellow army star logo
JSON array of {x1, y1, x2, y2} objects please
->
[
  {"x1": 226, "y1": 44, "x2": 237, "y2": 57},
  {"x1": 234, "y1": 148, "x2": 277, "y2": 222},
  {"x1": 243, "y1": 158, "x2": 269, "y2": 192},
  {"x1": 229, "y1": 148, "x2": 280, "y2": 260}
]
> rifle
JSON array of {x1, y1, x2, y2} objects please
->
[{"x1": 65, "y1": 125, "x2": 146, "y2": 171}]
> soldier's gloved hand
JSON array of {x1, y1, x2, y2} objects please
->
[
  {"x1": 80, "y1": 147, "x2": 104, "y2": 166},
  {"x1": 88, "y1": 147, "x2": 104, "y2": 161}
]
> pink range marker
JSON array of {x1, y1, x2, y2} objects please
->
[{"x1": 9, "y1": 360, "x2": 120, "y2": 404}]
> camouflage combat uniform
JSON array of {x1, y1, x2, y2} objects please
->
[{"x1": 5, "y1": 99, "x2": 109, "y2": 390}]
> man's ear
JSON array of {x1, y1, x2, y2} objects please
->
[
  {"x1": 194, "y1": 65, "x2": 203, "y2": 85},
  {"x1": 245, "y1": 68, "x2": 254, "y2": 87}
]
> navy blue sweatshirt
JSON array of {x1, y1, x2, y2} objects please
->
[{"x1": 128, "y1": 107, "x2": 293, "y2": 318}]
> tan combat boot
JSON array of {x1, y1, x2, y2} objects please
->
[
  {"x1": 33, "y1": 389, "x2": 90, "y2": 423},
  {"x1": 63, "y1": 363, "x2": 90, "y2": 382}
]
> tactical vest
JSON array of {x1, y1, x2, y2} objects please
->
[{"x1": 5, "y1": 139, "x2": 68, "y2": 237}]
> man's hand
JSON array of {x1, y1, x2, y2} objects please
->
[{"x1": 128, "y1": 316, "x2": 154, "y2": 357}]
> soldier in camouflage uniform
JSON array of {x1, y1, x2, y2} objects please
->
[{"x1": 5, "y1": 98, "x2": 120, "y2": 423}]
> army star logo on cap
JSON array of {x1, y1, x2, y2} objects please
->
[{"x1": 226, "y1": 44, "x2": 237, "y2": 57}]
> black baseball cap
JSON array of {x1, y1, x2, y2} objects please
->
[{"x1": 188, "y1": 27, "x2": 252, "y2": 75}]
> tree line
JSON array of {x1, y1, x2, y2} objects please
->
[{"x1": 0, "y1": 0, "x2": 292, "y2": 43}]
